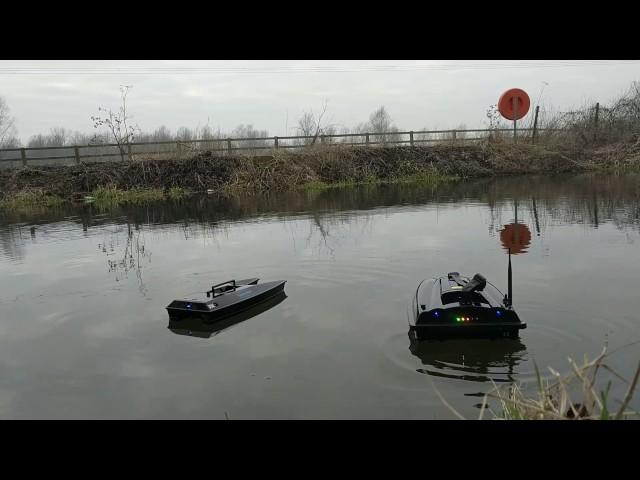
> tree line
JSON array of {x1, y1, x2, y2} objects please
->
[
  {"x1": 0, "y1": 88, "x2": 408, "y2": 152},
  {"x1": 5, "y1": 80, "x2": 637, "y2": 155}
]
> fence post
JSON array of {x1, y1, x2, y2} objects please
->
[
  {"x1": 127, "y1": 144, "x2": 133, "y2": 161},
  {"x1": 274, "y1": 136, "x2": 279, "y2": 149},
  {"x1": 365, "y1": 133, "x2": 370, "y2": 145},
  {"x1": 410, "y1": 131, "x2": 414, "y2": 146},
  {"x1": 74, "y1": 146, "x2": 81, "y2": 165},
  {"x1": 176, "y1": 142, "x2": 182, "y2": 157},
  {"x1": 21, "y1": 148, "x2": 27, "y2": 167},
  {"x1": 513, "y1": 98, "x2": 518, "y2": 142},
  {"x1": 532, "y1": 105, "x2": 540, "y2": 144},
  {"x1": 593, "y1": 102, "x2": 600, "y2": 141},
  {"x1": 227, "y1": 139, "x2": 232, "y2": 154},
  {"x1": 452, "y1": 130, "x2": 457, "y2": 143},
  {"x1": 320, "y1": 135, "x2": 325, "y2": 144}
]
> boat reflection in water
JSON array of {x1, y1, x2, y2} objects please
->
[
  {"x1": 168, "y1": 291, "x2": 287, "y2": 339},
  {"x1": 408, "y1": 329, "x2": 527, "y2": 384}
]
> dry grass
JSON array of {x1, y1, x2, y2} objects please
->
[
  {"x1": 1, "y1": 140, "x2": 639, "y2": 204},
  {"x1": 477, "y1": 344, "x2": 640, "y2": 420},
  {"x1": 530, "y1": 82, "x2": 640, "y2": 152}
]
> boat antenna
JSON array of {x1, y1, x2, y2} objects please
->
[{"x1": 506, "y1": 248, "x2": 513, "y2": 307}]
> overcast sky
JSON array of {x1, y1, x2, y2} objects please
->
[{"x1": 1, "y1": 60, "x2": 640, "y2": 142}]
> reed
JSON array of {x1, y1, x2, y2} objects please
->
[{"x1": 477, "y1": 344, "x2": 640, "y2": 420}]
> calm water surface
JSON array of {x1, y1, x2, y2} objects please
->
[{"x1": 1, "y1": 173, "x2": 639, "y2": 419}]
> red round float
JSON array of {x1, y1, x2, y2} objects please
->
[{"x1": 498, "y1": 88, "x2": 531, "y2": 121}]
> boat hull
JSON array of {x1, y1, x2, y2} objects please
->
[
  {"x1": 167, "y1": 280, "x2": 286, "y2": 321},
  {"x1": 169, "y1": 291, "x2": 287, "y2": 337},
  {"x1": 408, "y1": 275, "x2": 526, "y2": 339},
  {"x1": 410, "y1": 322, "x2": 526, "y2": 340}
]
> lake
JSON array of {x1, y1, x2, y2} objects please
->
[{"x1": 1, "y1": 172, "x2": 639, "y2": 419}]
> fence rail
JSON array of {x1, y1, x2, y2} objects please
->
[{"x1": 0, "y1": 127, "x2": 564, "y2": 167}]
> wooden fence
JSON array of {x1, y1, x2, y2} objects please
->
[{"x1": 0, "y1": 127, "x2": 562, "y2": 168}]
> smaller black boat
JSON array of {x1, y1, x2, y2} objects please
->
[
  {"x1": 408, "y1": 250, "x2": 526, "y2": 339},
  {"x1": 166, "y1": 278, "x2": 286, "y2": 321},
  {"x1": 169, "y1": 291, "x2": 287, "y2": 338}
]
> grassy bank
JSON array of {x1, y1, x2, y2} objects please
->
[
  {"x1": 435, "y1": 344, "x2": 640, "y2": 420},
  {"x1": 1, "y1": 142, "x2": 639, "y2": 209},
  {"x1": 485, "y1": 346, "x2": 640, "y2": 420},
  {"x1": 0, "y1": 188, "x2": 66, "y2": 212},
  {"x1": 88, "y1": 185, "x2": 189, "y2": 207},
  {"x1": 0, "y1": 185, "x2": 192, "y2": 210}
]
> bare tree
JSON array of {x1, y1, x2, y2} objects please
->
[
  {"x1": 27, "y1": 134, "x2": 50, "y2": 149},
  {"x1": 27, "y1": 127, "x2": 72, "y2": 148},
  {"x1": 91, "y1": 85, "x2": 139, "y2": 161},
  {"x1": 176, "y1": 126, "x2": 194, "y2": 142},
  {"x1": 369, "y1": 106, "x2": 392, "y2": 133},
  {"x1": 296, "y1": 100, "x2": 332, "y2": 145},
  {"x1": 68, "y1": 131, "x2": 92, "y2": 146},
  {"x1": 437, "y1": 123, "x2": 468, "y2": 142},
  {"x1": 151, "y1": 125, "x2": 173, "y2": 142},
  {"x1": 0, "y1": 136, "x2": 20, "y2": 149},
  {"x1": 297, "y1": 111, "x2": 316, "y2": 141},
  {"x1": 362, "y1": 106, "x2": 401, "y2": 144},
  {"x1": 48, "y1": 127, "x2": 69, "y2": 146},
  {"x1": 232, "y1": 124, "x2": 269, "y2": 149},
  {"x1": 0, "y1": 96, "x2": 18, "y2": 148},
  {"x1": 197, "y1": 125, "x2": 218, "y2": 141}
]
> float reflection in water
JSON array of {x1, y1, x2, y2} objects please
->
[
  {"x1": 499, "y1": 199, "x2": 532, "y2": 255},
  {"x1": 408, "y1": 329, "x2": 528, "y2": 383},
  {"x1": 168, "y1": 291, "x2": 287, "y2": 339}
]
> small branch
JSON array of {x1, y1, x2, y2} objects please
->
[{"x1": 615, "y1": 360, "x2": 640, "y2": 420}]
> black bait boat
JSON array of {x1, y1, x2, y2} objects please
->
[
  {"x1": 169, "y1": 291, "x2": 287, "y2": 338},
  {"x1": 408, "y1": 251, "x2": 526, "y2": 339},
  {"x1": 166, "y1": 278, "x2": 286, "y2": 321}
]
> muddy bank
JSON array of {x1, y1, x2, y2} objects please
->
[{"x1": 0, "y1": 143, "x2": 637, "y2": 200}]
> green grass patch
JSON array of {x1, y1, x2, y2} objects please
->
[
  {"x1": 0, "y1": 189, "x2": 66, "y2": 211},
  {"x1": 1, "y1": 185, "x2": 192, "y2": 213},
  {"x1": 394, "y1": 172, "x2": 459, "y2": 184},
  {"x1": 300, "y1": 180, "x2": 331, "y2": 191},
  {"x1": 168, "y1": 186, "x2": 188, "y2": 200},
  {"x1": 89, "y1": 185, "x2": 192, "y2": 210},
  {"x1": 299, "y1": 179, "x2": 377, "y2": 191},
  {"x1": 91, "y1": 185, "x2": 165, "y2": 208},
  {"x1": 299, "y1": 171, "x2": 456, "y2": 191}
]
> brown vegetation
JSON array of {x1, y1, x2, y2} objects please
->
[{"x1": 0, "y1": 142, "x2": 612, "y2": 201}]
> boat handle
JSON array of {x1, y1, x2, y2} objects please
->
[{"x1": 207, "y1": 280, "x2": 236, "y2": 298}]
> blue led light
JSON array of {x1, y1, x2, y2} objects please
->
[
  {"x1": 434, "y1": 311, "x2": 440, "y2": 317},
  {"x1": 496, "y1": 310, "x2": 502, "y2": 316},
  {"x1": 186, "y1": 303, "x2": 192, "y2": 309}
]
